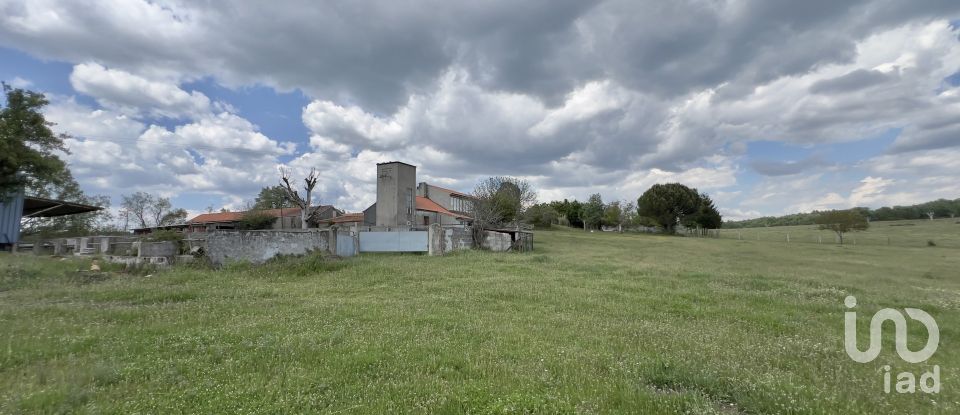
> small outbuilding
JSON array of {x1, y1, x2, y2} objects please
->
[{"x1": 0, "y1": 190, "x2": 104, "y2": 251}]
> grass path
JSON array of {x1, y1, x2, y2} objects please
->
[{"x1": 1, "y1": 228, "x2": 958, "y2": 413}]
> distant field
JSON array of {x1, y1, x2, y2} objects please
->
[
  {"x1": 716, "y1": 217, "x2": 960, "y2": 248},
  {"x1": 1, "y1": 228, "x2": 957, "y2": 413}
]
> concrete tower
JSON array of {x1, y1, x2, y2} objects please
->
[{"x1": 375, "y1": 161, "x2": 416, "y2": 227}]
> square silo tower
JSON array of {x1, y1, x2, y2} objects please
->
[{"x1": 375, "y1": 161, "x2": 417, "y2": 227}]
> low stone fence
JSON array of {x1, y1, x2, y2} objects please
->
[
  {"x1": 426, "y1": 225, "x2": 532, "y2": 255},
  {"x1": 205, "y1": 230, "x2": 332, "y2": 266}
]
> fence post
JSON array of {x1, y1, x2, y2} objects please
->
[
  {"x1": 329, "y1": 226, "x2": 338, "y2": 255},
  {"x1": 428, "y1": 223, "x2": 444, "y2": 256},
  {"x1": 738, "y1": 231, "x2": 742, "y2": 240},
  {"x1": 818, "y1": 235, "x2": 822, "y2": 244},
  {"x1": 787, "y1": 233, "x2": 790, "y2": 243},
  {"x1": 757, "y1": 232, "x2": 760, "y2": 241}
]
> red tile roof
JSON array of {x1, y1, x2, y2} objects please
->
[
  {"x1": 323, "y1": 213, "x2": 365, "y2": 224},
  {"x1": 416, "y1": 196, "x2": 471, "y2": 219},
  {"x1": 188, "y1": 211, "x2": 244, "y2": 224},
  {"x1": 188, "y1": 207, "x2": 307, "y2": 224}
]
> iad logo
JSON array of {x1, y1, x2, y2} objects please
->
[{"x1": 844, "y1": 295, "x2": 941, "y2": 394}]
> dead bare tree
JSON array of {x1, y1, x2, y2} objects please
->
[{"x1": 279, "y1": 167, "x2": 319, "y2": 229}]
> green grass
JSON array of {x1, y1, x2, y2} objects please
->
[
  {"x1": 717, "y1": 217, "x2": 960, "y2": 248},
  {"x1": 1, "y1": 228, "x2": 958, "y2": 413}
]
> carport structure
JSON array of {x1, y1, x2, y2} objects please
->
[{"x1": 0, "y1": 191, "x2": 104, "y2": 250}]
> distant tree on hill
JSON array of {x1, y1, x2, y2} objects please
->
[
  {"x1": 637, "y1": 183, "x2": 701, "y2": 233},
  {"x1": 725, "y1": 197, "x2": 960, "y2": 228},
  {"x1": 815, "y1": 209, "x2": 869, "y2": 245}
]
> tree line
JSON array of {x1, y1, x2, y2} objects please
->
[
  {"x1": 723, "y1": 198, "x2": 960, "y2": 229},
  {"x1": 521, "y1": 183, "x2": 722, "y2": 233}
]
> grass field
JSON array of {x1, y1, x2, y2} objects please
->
[
  {"x1": 716, "y1": 217, "x2": 960, "y2": 248},
  {"x1": 1, "y1": 227, "x2": 958, "y2": 414}
]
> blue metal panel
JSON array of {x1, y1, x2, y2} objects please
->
[
  {"x1": 0, "y1": 190, "x2": 25, "y2": 244},
  {"x1": 336, "y1": 232, "x2": 356, "y2": 257},
  {"x1": 359, "y1": 231, "x2": 428, "y2": 252}
]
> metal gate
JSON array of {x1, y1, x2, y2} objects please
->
[
  {"x1": 358, "y1": 231, "x2": 428, "y2": 252},
  {"x1": 336, "y1": 232, "x2": 356, "y2": 257}
]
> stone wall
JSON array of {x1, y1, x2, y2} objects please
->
[
  {"x1": 139, "y1": 241, "x2": 179, "y2": 257},
  {"x1": 481, "y1": 231, "x2": 512, "y2": 252},
  {"x1": 205, "y1": 230, "x2": 331, "y2": 266},
  {"x1": 428, "y1": 224, "x2": 475, "y2": 255}
]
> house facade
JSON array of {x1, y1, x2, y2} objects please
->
[{"x1": 416, "y1": 182, "x2": 472, "y2": 225}]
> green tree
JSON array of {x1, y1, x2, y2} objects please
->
[
  {"x1": 159, "y1": 208, "x2": 189, "y2": 226},
  {"x1": 582, "y1": 193, "x2": 604, "y2": 230},
  {"x1": 120, "y1": 192, "x2": 175, "y2": 228},
  {"x1": 602, "y1": 201, "x2": 621, "y2": 228},
  {"x1": 239, "y1": 210, "x2": 277, "y2": 230},
  {"x1": 636, "y1": 183, "x2": 700, "y2": 233},
  {"x1": 470, "y1": 176, "x2": 537, "y2": 244},
  {"x1": 524, "y1": 203, "x2": 558, "y2": 228},
  {"x1": 254, "y1": 185, "x2": 294, "y2": 209},
  {"x1": 550, "y1": 199, "x2": 584, "y2": 228},
  {"x1": 0, "y1": 84, "x2": 70, "y2": 199},
  {"x1": 687, "y1": 192, "x2": 722, "y2": 229},
  {"x1": 815, "y1": 209, "x2": 869, "y2": 245}
]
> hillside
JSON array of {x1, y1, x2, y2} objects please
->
[{"x1": 724, "y1": 198, "x2": 960, "y2": 228}]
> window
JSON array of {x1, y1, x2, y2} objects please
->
[
  {"x1": 406, "y1": 189, "x2": 414, "y2": 216},
  {"x1": 451, "y1": 196, "x2": 470, "y2": 212}
]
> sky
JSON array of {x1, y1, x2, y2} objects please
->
[{"x1": 1, "y1": 0, "x2": 959, "y2": 221}]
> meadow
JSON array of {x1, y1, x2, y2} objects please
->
[
  {"x1": 0, "y1": 227, "x2": 957, "y2": 414},
  {"x1": 715, "y1": 217, "x2": 960, "y2": 248}
]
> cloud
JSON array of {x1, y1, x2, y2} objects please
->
[
  {"x1": 69, "y1": 62, "x2": 212, "y2": 119},
  {"x1": 749, "y1": 155, "x2": 830, "y2": 176},
  {"x1": 809, "y1": 69, "x2": 895, "y2": 94},
  {"x1": 9, "y1": 76, "x2": 32, "y2": 88},
  {"x1": 4, "y1": 0, "x2": 960, "y2": 217},
  {"x1": 44, "y1": 96, "x2": 146, "y2": 140},
  {"x1": 43, "y1": 96, "x2": 296, "y2": 205},
  {"x1": 849, "y1": 176, "x2": 895, "y2": 206}
]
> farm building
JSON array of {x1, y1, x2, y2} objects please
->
[{"x1": 363, "y1": 161, "x2": 473, "y2": 228}]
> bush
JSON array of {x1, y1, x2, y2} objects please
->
[
  {"x1": 239, "y1": 210, "x2": 276, "y2": 230},
  {"x1": 524, "y1": 204, "x2": 558, "y2": 228},
  {"x1": 148, "y1": 230, "x2": 184, "y2": 242}
]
